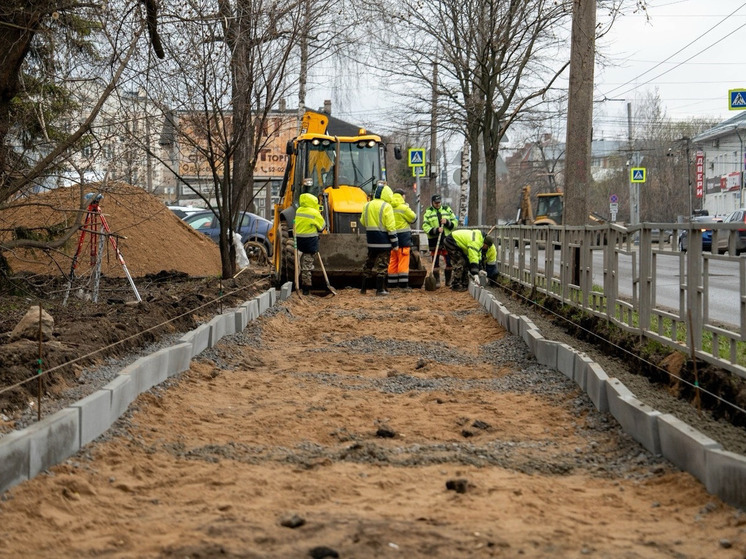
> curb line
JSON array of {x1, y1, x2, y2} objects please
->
[
  {"x1": 0, "y1": 285, "x2": 292, "y2": 496},
  {"x1": 469, "y1": 281, "x2": 746, "y2": 508}
]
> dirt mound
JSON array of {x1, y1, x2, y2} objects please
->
[{"x1": 1, "y1": 182, "x2": 221, "y2": 278}]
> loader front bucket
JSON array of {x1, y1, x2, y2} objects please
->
[{"x1": 309, "y1": 234, "x2": 426, "y2": 289}]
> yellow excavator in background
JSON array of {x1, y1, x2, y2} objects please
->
[
  {"x1": 271, "y1": 110, "x2": 426, "y2": 289},
  {"x1": 518, "y1": 185, "x2": 564, "y2": 226}
]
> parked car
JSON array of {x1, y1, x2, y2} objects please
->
[
  {"x1": 168, "y1": 205, "x2": 203, "y2": 219},
  {"x1": 650, "y1": 228, "x2": 672, "y2": 244},
  {"x1": 678, "y1": 215, "x2": 721, "y2": 252},
  {"x1": 183, "y1": 210, "x2": 273, "y2": 258},
  {"x1": 715, "y1": 208, "x2": 746, "y2": 255}
]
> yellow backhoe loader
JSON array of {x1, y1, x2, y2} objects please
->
[
  {"x1": 271, "y1": 110, "x2": 426, "y2": 289},
  {"x1": 518, "y1": 185, "x2": 564, "y2": 226}
]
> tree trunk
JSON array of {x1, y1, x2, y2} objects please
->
[
  {"x1": 458, "y1": 139, "x2": 470, "y2": 225},
  {"x1": 563, "y1": 0, "x2": 596, "y2": 226},
  {"x1": 0, "y1": 6, "x2": 42, "y2": 191},
  {"x1": 484, "y1": 144, "x2": 497, "y2": 225},
  {"x1": 467, "y1": 131, "x2": 480, "y2": 226}
]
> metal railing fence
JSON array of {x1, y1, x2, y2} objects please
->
[{"x1": 492, "y1": 222, "x2": 746, "y2": 381}]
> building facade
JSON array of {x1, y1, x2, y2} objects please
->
[{"x1": 693, "y1": 112, "x2": 746, "y2": 217}]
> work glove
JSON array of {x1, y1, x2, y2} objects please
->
[
  {"x1": 469, "y1": 264, "x2": 479, "y2": 276},
  {"x1": 471, "y1": 274, "x2": 479, "y2": 283}
]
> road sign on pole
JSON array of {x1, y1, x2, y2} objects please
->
[
  {"x1": 408, "y1": 148, "x2": 425, "y2": 167},
  {"x1": 729, "y1": 89, "x2": 746, "y2": 110},
  {"x1": 630, "y1": 168, "x2": 646, "y2": 183}
]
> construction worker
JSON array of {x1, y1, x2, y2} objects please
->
[
  {"x1": 360, "y1": 183, "x2": 398, "y2": 296},
  {"x1": 388, "y1": 188, "x2": 417, "y2": 290},
  {"x1": 422, "y1": 194, "x2": 457, "y2": 287},
  {"x1": 444, "y1": 229, "x2": 494, "y2": 292},
  {"x1": 293, "y1": 192, "x2": 326, "y2": 296}
]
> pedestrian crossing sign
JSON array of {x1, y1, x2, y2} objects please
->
[
  {"x1": 630, "y1": 167, "x2": 646, "y2": 183},
  {"x1": 412, "y1": 164, "x2": 426, "y2": 177},
  {"x1": 408, "y1": 148, "x2": 425, "y2": 167},
  {"x1": 729, "y1": 89, "x2": 746, "y2": 110}
]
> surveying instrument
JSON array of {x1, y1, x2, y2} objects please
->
[{"x1": 62, "y1": 192, "x2": 141, "y2": 305}]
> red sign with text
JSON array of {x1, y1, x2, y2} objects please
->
[{"x1": 695, "y1": 151, "x2": 704, "y2": 198}]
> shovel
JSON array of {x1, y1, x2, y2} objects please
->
[
  {"x1": 424, "y1": 230, "x2": 443, "y2": 292},
  {"x1": 316, "y1": 252, "x2": 338, "y2": 296}
]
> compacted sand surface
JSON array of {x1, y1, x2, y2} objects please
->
[{"x1": 1, "y1": 288, "x2": 744, "y2": 558}]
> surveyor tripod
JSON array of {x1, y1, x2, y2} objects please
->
[{"x1": 63, "y1": 193, "x2": 141, "y2": 305}]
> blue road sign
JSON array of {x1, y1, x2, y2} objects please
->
[
  {"x1": 610, "y1": 194, "x2": 618, "y2": 203},
  {"x1": 408, "y1": 148, "x2": 425, "y2": 166},
  {"x1": 730, "y1": 89, "x2": 746, "y2": 110},
  {"x1": 630, "y1": 168, "x2": 646, "y2": 183}
]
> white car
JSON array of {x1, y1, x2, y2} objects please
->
[{"x1": 167, "y1": 205, "x2": 203, "y2": 219}]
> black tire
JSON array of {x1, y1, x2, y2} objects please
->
[{"x1": 278, "y1": 221, "x2": 295, "y2": 285}]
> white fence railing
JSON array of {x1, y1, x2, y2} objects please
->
[{"x1": 490, "y1": 222, "x2": 746, "y2": 380}]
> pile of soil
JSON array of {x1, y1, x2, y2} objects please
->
[
  {"x1": 0, "y1": 183, "x2": 265, "y2": 418},
  {"x1": 0, "y1": 182, "x2": 221, "y2": 278}
]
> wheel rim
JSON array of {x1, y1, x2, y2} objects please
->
[{"x1": 244, "y1": 241, "x2": 268, "y2": 266}]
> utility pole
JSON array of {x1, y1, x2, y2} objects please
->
[
  {"x1": 563, "y1": 0, "x2": 596, "y2": 226},
  {"x1": 441, "y1": 138, "x2": 448, "y2": 201},
  {"x1": 627, "y1": 101, "x2": 641, "y2": 227},
  {"x1": 297, "y1": 0, "x2": 310, "y2": 131},
  {"x1": 427, "y1": 61, "x2": 438, "y2": 205}
]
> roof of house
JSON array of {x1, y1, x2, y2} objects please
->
[{"x1": 693, "y1": 111, "x2": 746, "y2": 144}]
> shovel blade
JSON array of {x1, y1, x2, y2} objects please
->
[{"x1": 424, "y1": 274, "x2": 437, "y2": 291}]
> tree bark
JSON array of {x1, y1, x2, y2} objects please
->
[
  {"x1": 563, "y1": 0, "x2": 596, "y2": 226},
  {"x1": 0, "y1": 5, "x2": 44, "y2": 191}
]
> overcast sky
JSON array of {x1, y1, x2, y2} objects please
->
[
  {"x1": 593, "y1": 0, "x2": 746, "y2": 141},
  {"x1": 306, "y1": 0, "x2": 745, "y2": 144}
]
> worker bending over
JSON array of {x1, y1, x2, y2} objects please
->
[
  {"x1": 294, "y1": 193, "x2": 326, "y2": 296},
  {"x1": 444, "y1": 229, "x2": 494, "y2": 292},
  {"x1": 360, "y1": 183, "x2": 398, "y2": 296},
  {"x1": 388, "y1": 188, "x2": 417, "y2": 290}
]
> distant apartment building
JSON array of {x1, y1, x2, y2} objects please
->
[
  {"x1": 158, "y1": 108, "x2": 298, "y2": 219},
  {"x1": 60, "y1": 85, "x2": 168, "y2": 198},
  {"x1": 49, "y1": 83, "x2": 300, "y2": 219},
  {"x1": 693, "y1": 112, "x2": 746, "y2": 216}
]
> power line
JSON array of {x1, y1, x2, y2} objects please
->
[{"x1": 599, "y1": 1, "x2": 746, "y2": 100}]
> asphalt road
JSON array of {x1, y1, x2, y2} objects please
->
[{"x1": 530, "y1": 246, "x2": 742, "y2": 328}]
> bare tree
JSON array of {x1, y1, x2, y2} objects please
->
[
  {"x1": 623, "y1": 91, "x2": 717, "y2": 222},
  {"x1": 0, "y1": 0, "x2": 164, "y2": 280},
  {"x1": 368, "y1": 0, "x2": 571, "y2": 225},
  {"x1": 136, "y1": 0, "x2": 303, "y2": 278}
]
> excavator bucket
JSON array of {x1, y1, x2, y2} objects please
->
[{"x1": 306, "y1": 234, "x2": 426, "y2": 289}]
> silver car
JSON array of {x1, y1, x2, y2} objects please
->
[{"x1": 716, "y1": 208, "x2": 746, "y2": 255}]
